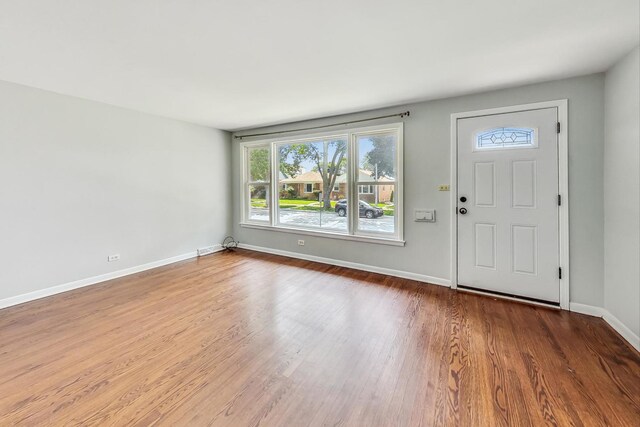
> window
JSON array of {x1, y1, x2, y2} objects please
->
[
  {"x1": 278, "y1": 137, "x2": 348, "y2": 232},
  {"x1": 358, "y1": 185, "x2": 374, "y2": 194},
  {"x1": 243, "y1": 145, "x2": 270, "y2": 223},
  {"x1": 476, "y1": 127, "x2": 537, "y2": 150},
  {"x1": 240, "y1": 123, "x2": 403, "y2": 244},
  {"x1": 355, "y1": 130, "x2": 398, "y2": 235}
]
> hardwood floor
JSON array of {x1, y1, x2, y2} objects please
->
[{"x1": 0, "y1": 250, "x2": 638, "y2": 426}]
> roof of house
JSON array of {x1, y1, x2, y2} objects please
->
[
  {"x1": 280, "y1": 170, "x2": 323, "y2": 184},
  {"x1": 280, "y1": 170, "x2": 392, "y2": 184}
]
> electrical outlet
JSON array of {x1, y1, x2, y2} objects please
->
[
  {"x1": 438, "y1": 184, "x2": 450, "y2": 191},
  {"x1": 298, "y1": 240, "x2": 305, "y2": 246},
  {"x1": 107, "y1": 254, "x2": 120, "y2": 262}
]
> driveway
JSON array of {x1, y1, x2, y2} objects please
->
[{"x1": 250, "y1": 208, "x2": 394, "y2": 233}]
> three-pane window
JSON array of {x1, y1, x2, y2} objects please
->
[{"x1": 241, "y1": 123, "x2": 403, "y2": 242}]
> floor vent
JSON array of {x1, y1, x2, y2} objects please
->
[{"x1": 197, "y1": 246, "x2": 218, "y2": 257}]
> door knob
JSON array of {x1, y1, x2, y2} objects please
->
[
  {"x1": 459, "y1": 207, "x2": 468, "y2": 215},
  {"x1": 460, "y1": 196, "x2": 467, "y2": 203}
]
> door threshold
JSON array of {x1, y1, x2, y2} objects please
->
[{"x1": 456, "y1": 285, "x2": 561, "y2": 310}]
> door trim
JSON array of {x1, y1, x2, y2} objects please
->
[{"x1": 450, "y1": 100, "x2": 569, "y2": 309}]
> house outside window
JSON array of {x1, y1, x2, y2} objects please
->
[{"x1": 240, "y1": 123, "x2": 403, "y2": 245}]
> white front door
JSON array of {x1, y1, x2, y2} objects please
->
[{"x1": 457, "y1": 107, "x2": 560, "y2": 303}]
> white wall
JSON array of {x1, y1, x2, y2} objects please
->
[
  {"x1": 604, "y1": 46, "x2": 640, "y2": 339},
  {"x1": 0, "y1": 80, "x2": 231, "y2": 302},
  {"x1": 232, "y1": 74, "x2": 605, "y2": 307}
]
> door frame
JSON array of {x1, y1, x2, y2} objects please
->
[{"x1": 449, "y1": 100, "x2": 569, "y2": 309}]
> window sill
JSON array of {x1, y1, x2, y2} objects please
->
[{"x1": 239, "y1": 222, "x2": 405, "y2": 247}]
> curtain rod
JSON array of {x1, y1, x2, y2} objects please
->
[{"x1": 234, "y1": 110, "x2": 410, "y2": 140}]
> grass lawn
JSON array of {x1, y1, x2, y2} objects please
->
[
  {"x1": 372, "y1": 203, "x2": 395, "y2": 216},
  {"x1": 251, "y1": 199, "x2": 395, "y2": 216},
  {"x1": 276, "y1": 199, "x2": 319, "y2": 205},
  {"x1": 251, "y1": 199, "x2": 335, "y2": 210}
]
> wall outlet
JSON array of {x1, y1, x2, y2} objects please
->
[
  {"x1": 438, "y1": 184, "x2": 450, "y2": 191},
  {"x1": 197, "y1": 245, "x2": 219, "y2": 257},
  {"x1": 107, "y1": 254, "x2": 120, "y2": 262},
  {"x1": 298, "y1": 240, "x2": 305, "y2": 246}
]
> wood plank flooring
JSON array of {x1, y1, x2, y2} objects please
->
[{"x1": 0, "y1": 249, "x2": 638, "y2": 426}]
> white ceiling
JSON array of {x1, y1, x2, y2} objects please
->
[{"x1": 0, "y1": 1, "x2": 638, "y2": 130}]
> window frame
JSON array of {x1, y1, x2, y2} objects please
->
[
  {"x1": 241, "y1": 142, "x2": 272, "y2": 225},
  {"x1": 352, "y1": 127, "x2": 401, "y2": 239},
  {"x1": 303, "y1": 183, "x2": 314, "y2": 193},
  {"x1": 239, "y1": 122, "x2": 404, "y2": 246}
]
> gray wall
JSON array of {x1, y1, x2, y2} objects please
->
[
  {"x1": 0, "y1": 80, "x2": 231, "y2": 301},
  {"x1": 233, "y1": 74, "x2": 605, "y2": 307},
  {"x1": 604, "y1": 46, "x2": 640, "y2": 337}
]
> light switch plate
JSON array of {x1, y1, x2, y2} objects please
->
[{"x1": 415, "y1": 209, "x2": 436, "y2": 222}]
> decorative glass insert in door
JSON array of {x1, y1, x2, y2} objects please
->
[{"x1": 475, "y1": 127, "x2": 536, "y2": 150}]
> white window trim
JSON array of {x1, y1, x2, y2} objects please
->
[
  {"x1": 351, "y1": 127, "x2": 401, "y2": 239},
  {"x1": 240, "y1": 222, "x2": 405, "y2": 246},
  {"x1": 303, "y1": 183, "x2": 314, "y2": 193},
  {"x1": 358, "y1": 185, "x2": 374, "y2": 194},
  {"x1": 241, "y1": 142, "x2": 272, "y2": 226},
  {"x1": 239, "y1": 122, "x2": 404, "y2": 245}
]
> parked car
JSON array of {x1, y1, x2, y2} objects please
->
[{"x1": 335, "y1": 199, "x2": 384, "y2": 219}]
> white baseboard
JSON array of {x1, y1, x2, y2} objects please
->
[
  {"x1": 570, "y1": 302, "x2": 639, "y2": 351},
  {"x1": 238, "y1": 243, "x2": 451, "y2": 287},
  {"x1": 602, "y1": 311, "x2": 640, "y2": 351},
  {"x1": 240, "y1": 246, "x2": 637, "y2": 350},
  {"x1": 0, "y1": 245, "x2": 223, "y2": 311},
  {"x1": 569, "y1": 302, "x2": 606, "y2": 317},
  {"x1": 3, "y1": 243, "x2": 636, "y2": 352}
]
